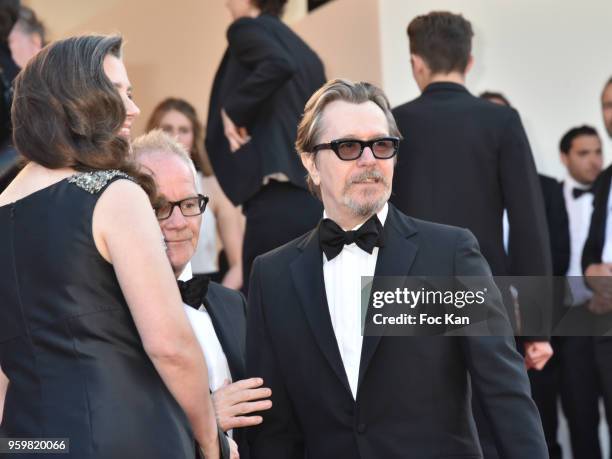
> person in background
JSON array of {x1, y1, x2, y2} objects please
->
[
  {"x1": 0, "y1": 0, "x2": 20, "y2": 193},
  {"x1": 581, "y1": 75, "x2": 612, "y2": 459},
  {"x1": 133, "y1": 130, "x2": 271, "y2": 459},
  {"x1": 147, "y1": 98, "x2": 244, "y2": 289},
  {"x1": 0, "y1": 34, "x2": 232, "y2": 459},
  {"x1": 480, "y1": 90, "x2": 569, "y2": 459},
  {"x1": 390, "y1": 12, "x2": 553, "y2": 457},
  {"x1": 206, "y1": 0, "x2": 325, "y2": 293},
  {"x1": 8, "y1": 4, "x2": 45, "y2": 69}
]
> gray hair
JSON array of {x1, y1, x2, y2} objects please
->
[{"x1": 132, "y1": 129, "x2": 200, "y2": 192}]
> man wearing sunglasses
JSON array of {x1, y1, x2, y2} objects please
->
[
  {"x1": 133, "y1": 130, "x2": 271, "y2": 459},
  {"x1": 245, "y1": 79, "x2": 547, "y2": 459}
]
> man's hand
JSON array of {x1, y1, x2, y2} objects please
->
[
  {"x1": 585, "y1": 263, "x2": 612, "y2": 295},
  {"x1": 212, "y1": 378, "x2": 272, "y2": 432},
  {"x1": 587, "y1": 292, "x2": 612, "y2": 315},
  {"x1": 524, "y1": 341, "x2": 553, "y2": 370},
  {"x1": 221, "y1": 109, "x2": 250, "y2": 153}
]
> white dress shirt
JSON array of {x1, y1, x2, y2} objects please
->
[
  {"x1": 563, "y1": 176, "x2": 594, "y2": 305},
  {"x1": 322, "y1": 203, "x2": 388, "y2": 399},
  {"x1": 179, "y1": 264, "x2": 232, "y2": 392}
]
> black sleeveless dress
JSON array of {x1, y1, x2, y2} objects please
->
[{"x1": 0, "y1": 170, "x2": 195, "y2": 458}]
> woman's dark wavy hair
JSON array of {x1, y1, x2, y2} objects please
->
[{"x1": 11, "y1": 34, "x2": 158, "y2": 202}]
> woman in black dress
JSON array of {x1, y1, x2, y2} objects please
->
[{"x1": 0, "y1": 35, "x2": 233, "y2": 458}]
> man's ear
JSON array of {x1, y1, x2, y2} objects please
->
[
  {"x1": 410, "y1": 54, "x2": 422, "y2": 74},
  {"x1": 559, "y1": 151, "x2": 569, "y2": 168},
  {"x1": 465, "y1": 55, "x2": 474, "y2": 74},
  {"x1": 300, "y1": 152, "x2": 320, "y2": 186}
]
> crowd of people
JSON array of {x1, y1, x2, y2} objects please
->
[{"x1": 0, "y1": 0, "x2": 611, "y2": 458}]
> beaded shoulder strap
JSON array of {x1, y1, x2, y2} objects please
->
[{"x1": 67, "y1": 170, "x2": 134, "y2": 194}]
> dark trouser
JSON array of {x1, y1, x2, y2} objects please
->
[
  {"x1": 595, "y1": 337, "x2": 612, "y2": 459},
  {"x1": 528, "y1": 337, "x2": 562, "y2": 459},
  {"x1": 560, "y1": 336, "x2": 605, "y2": 459},
  {"x1": 242, "y1": 181, "x2": 322, "y2": 296}
]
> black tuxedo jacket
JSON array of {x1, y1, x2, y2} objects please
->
[
  {"x1": 204, "y1": 282, "x2": 247, "y2": 380},
  {"x1": 205, "y1": 14, "x2": 326, "y2": 205},
  {"x1": 539, "y1": 175, "x2": 570, "y2": 276},
  {"x1": 203, "y1": 282, "x2": 248, "y2": 457},
  {"x1": 391, "y1": 82, "x2": 551, "y2": 279},
  {"x1": 246, "y1": 205, "x2": 547, "y2": 458},
  {"x1": 582, "y1": 164, "x2": 612, "y2": 270}
]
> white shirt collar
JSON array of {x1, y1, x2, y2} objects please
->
[
  {"x1": 177, "y1": 262, "x2": 193, "y2": 281},
  {"x1": 565, "y1": 174, "x2": 591, "y2": 191},
  {"x1": 323, "y1": 202, "x2": 389, "y2": 231}
]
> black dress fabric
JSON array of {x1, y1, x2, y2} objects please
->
[{"x1": 0, "y1": 171, "x2": 194, "y2": 458}]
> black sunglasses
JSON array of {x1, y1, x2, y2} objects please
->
[
  {"x1": 155, "y1": 194, "x2": 209, "y2": 221},
  {"x1": 312, "y1": 136, "x2": 400, "y2": 161}
]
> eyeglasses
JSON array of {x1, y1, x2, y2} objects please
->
[
  {"x1": 155, "y1": 194, "x2": 209, "y2": 220},
  {"x1": 312, "y1": 136, "x2": 400, "y2": 161}
]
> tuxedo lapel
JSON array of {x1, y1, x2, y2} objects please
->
[
  {"x1": 358, "y1": 205, "x2": 419, "y2": 391},
  {"x1": 203, "y1": 290, "x2": 246, "y2": 380},
  {"x1": 290, "y1": 228, "x2": 352, "y2": 395}
]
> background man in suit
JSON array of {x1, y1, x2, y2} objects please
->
[
  {"x1": 555, "y1": 125, "x2": 607, "y2": 459},
  {"x1": 246, "y1": 79, "x2": 547, "y2": 459},
  {"x1": 206, "y1": 0, "x2": 325, "y2": 292},
  {"x1": 133, "y1": 130, "x2": 272, "y2": 458},
  {"x1": 581, "y1": 77, "x2": 612, "y2": 457},
  {"x1": 480, "y1": 90, "x2": 571, "y2": 459},
  {"x1": 390, "y1": 13, "x2": 553, "y2": 457}
]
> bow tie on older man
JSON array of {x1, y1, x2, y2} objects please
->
[
  {"x1": 319, "y1": 214, "x2": 385, "y2": 261},
  {"x1": 177, "y1": 276, "x2": 210, "y2": 309}
]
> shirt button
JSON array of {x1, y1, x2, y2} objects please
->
[{"x1": 357, "y1": 423, "x2": 366, "y2": 434}]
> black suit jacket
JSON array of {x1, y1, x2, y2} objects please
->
[
  {"x1": 205, "y1": 14, "x2": 326, "y2": 205},
  {"x1": 582, "y1": 164, "x2": 612, "y2": 271},
  {"x1": 246, "y1": 205, "x2": 547, "y2": 459},
  {"x1": 204, "y1": 282, "x2": 247, "y2": 380},
  {"x1": 539, "y1": 175, "x2": 570, "y2": 276},
  {"x1": 391, "y1": 82, "x2": 551, "y2": 278},
  {"x1": 203, "y1": 282, "x2": 248, "y2": 457}
]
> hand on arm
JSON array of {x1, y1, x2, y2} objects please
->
[
  {"x1": 221, "y1": 109, "x2": 250, "y2": 153},
  {"x1": 94, "y1": 179, "x2": 220, "y2": 458}
]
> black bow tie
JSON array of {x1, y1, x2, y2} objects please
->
[
  {"x1": 177, "y1": 276, "x2": 209, "y2": 309},
  {"x1": 319, "y1": 214, "x2": 384, "y2": 261},
  {"x1": 572, "y1": 187, "x2": 593, "y2": 199}
]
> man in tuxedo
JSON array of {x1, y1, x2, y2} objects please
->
[
  {"x1": 581, "y1": 77, "x2": 612, "y2": 457},
  {"x1": 480, "y1": 90, "x2": 571, "y2": 459},
  {"x1": 206, "y1": 0, "x2": 325, "y2": 292},
  {"x1": 246, "y1": 78, "x2": 547, "y2": 458},
  {"x1": 555, "y1": 125, "x2": 606, "y2": 459},
  {"x1": 392, "y1": 14, "x2": 553, "y2": 456},
  {"x1": 133, "y1": 130, "x2": 272, "y2": 458}
]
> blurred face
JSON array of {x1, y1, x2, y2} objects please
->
[
  {"x1": 103, "y1": 54, "x2": 140, "y2": 138},
  {"x1": 602, "y1": 82, "x2": 612, "y2": 138},
  {"x1": 137, "y1": 153, "x2": 201, "y2": 277},
  {"x1": 301, "y1": 100, "x2": 394, "y2": 228},
  {"x1": 8, "y1": 26, "x2": 42, "y2": 69},
  {"x1": 561, "y1": 134, "x2": 603, "y2": 185},
  {"x1": 159, "y1": 110, "x2": 194, "y2": 152},
  {"x1": 226, "y1": 0, "x2": 257, "y2": 19}
]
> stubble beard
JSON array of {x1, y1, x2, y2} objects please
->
[{"x1": 342, "y1": 169, "x2": 391, "y2": 218}]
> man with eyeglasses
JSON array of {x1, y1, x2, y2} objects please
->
[
  {"x1": 133, "y1": 130, "x2": 271, "y2": 459},
  {"x1": 245, "y1": 79, "x2": 547, "y2": 459}
]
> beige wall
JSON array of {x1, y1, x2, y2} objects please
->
[{"x1": 23, "y1": 0, "x2": 380, "y2": 137}]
